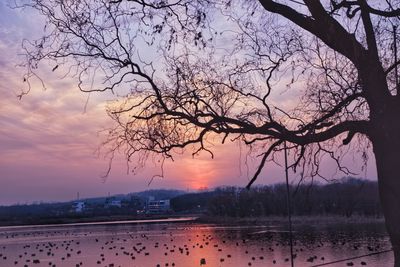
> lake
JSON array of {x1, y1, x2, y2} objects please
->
[{"x1": 0, "y1": 218, "x2": 393, "y2": 266}]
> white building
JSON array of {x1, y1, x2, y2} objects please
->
[
  {"x1": 147, "y1": 199, "x2": 171, "y2": 214},
  {"x1": 72, "y1": 201, "x2": 85, "y2": 213},
  {"x1": 109, "y1": 200, "x2": 122, "y2": 208}
]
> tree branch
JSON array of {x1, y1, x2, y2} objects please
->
[
  {"x1": 246, "y1": 140, "x2": 282, "y2": 189},
  {"x1": 258, "y1": 0, "x2": 367, "y2": 66}
]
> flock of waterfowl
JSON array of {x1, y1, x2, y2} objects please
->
[{"x1": 0, "y1": 223, "x2": 391, "y2": 266}]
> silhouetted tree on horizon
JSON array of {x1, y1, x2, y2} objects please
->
[
  {"x1": 15, "y1": 0, "x2": 400, "y2": 264},
  {"x1": 202, "y1": 177, "x2": 381, "y2": 218}
]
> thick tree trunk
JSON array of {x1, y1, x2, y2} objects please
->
[{"x1": 372, "y1": 130, "x2": 400, "y2": 267}]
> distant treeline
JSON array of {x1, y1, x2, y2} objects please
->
[
  {"x1": 0, "y1": 189, "x2": 185, "y2": 226},
  {"x1": 171, "y1": 178, "x2": 381, "y2": 218},
  {"x1": 0, "y1": 179, "x2": 381, "y2": 226}
]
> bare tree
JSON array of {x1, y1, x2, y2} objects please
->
[{"x1": 15, "y1": 0, "x2": 400, "y2": 265}]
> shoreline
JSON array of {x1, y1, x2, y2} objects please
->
[
  {"x1": 196, "y1": 214, "x2": 386, "y2": 226},
  {"x1": 0, "y1": 214, "x2": 202, "y2": 228},
  {"x1": 0, "y1": 216, "x2": 199, "y2": 230},
  {"x1": 0, "y1": 214, "x2": 385, "y2": 228}
]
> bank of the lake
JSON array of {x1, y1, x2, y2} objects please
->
[
  {"x1": 0, "y1": 213, "x2": 386, "y2": 229},
  {"x1": 0, "y1": 213, "x2": 202, "y2": 227},
  {"x1": 197, "y1": 214, "x2": 386, "y2": 226}
]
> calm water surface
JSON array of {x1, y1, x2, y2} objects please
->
[{"x1": 0, "y1": 218, "x2": 393, "y2": 267}]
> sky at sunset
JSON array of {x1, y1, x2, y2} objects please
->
[{"x1": 0, "y1": 2, "x2": 378, "y2": 206}]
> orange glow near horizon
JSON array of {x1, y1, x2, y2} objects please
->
[
  {"x1": 189, "y1": 181, "x2": 210, "y2": 191},
  {"x1": 180, "y1": 159, "x2": 214, "y2": 190}
]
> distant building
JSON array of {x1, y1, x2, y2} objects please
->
[
  {"x1": 72, "y1": 201, "x2": 85, "y2": 213},
  {"x1": 104, "y1": 197, "x2": 122, "y2": 208},
  {"x1": 109, "y1": 200, "x2": 122, "y2": 208},
  {"x1": 147, "y1": 199, "x2": 171, "y2": 214}
]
